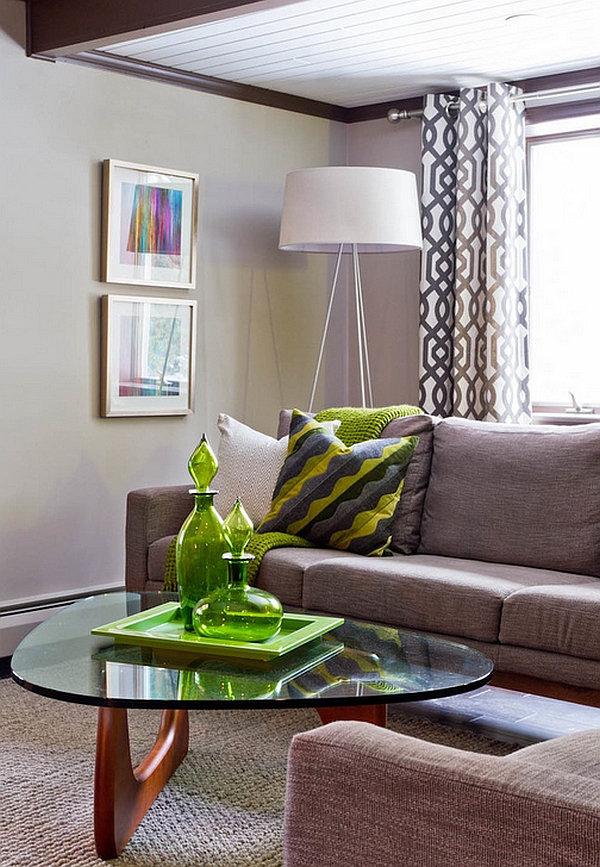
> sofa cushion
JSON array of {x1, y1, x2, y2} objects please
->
[
  {"x1": 301, "y1": 554, "x2": 599, "y2": 644},
  {"x1": 500, "y1": 582, "x2": 600, "y2": 661},
  {"x1": 256, "y1": 546, "x2": 357, "y2": 608},
  {"x1": 258, "y1": 411, "x2": 418, "y2": 556},
  {"x1": 213, "y1": 413, "x2": 340, "y2": 527},
  {"x1": 419, "y1": 418, "x2": 600, "y2": 577},
  {"x1": 497, "y1": 644, "x2": 600, "y2": 691},
  {"x1": 303, "y1": 551, "x2": 512, "y2": 640},
  {"x1": 382, "y1": 414, "x2": 436, "y2": 555}
]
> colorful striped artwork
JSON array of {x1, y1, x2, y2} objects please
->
[{"x1": 125, "y1": 184, "x2": 183, "y2": 256}]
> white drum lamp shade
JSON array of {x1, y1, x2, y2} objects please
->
[{"x1": 279, "y1": 166, "x2": 422, "y2": 253}]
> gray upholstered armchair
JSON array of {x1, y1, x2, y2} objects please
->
[{"x1": 284, "y1": 721, "x2": 600, "y2": 867}]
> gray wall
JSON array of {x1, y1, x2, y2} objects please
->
[
  {"x1": 0, "y1": 0, "x2": 347, "y2": 612},
  {"x1": 347, "y1": 117, "x2": 423, "y2": 408},
  {"x1": 0, "y1": 1, "x2": 423, "y2": 627}
]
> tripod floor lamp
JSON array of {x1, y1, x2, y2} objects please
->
[{"x1": 279, "y1": 166, "x2": 422, "y2": 411}]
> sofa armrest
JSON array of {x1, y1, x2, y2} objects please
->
[
  {"x1": 125, "y1": 485, "x2": 192, "y2": 592},
  {"x1": 284, "y1": 721, "x2": 600, "y2": 867}
]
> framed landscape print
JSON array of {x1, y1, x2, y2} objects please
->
[
  {"x1": 102, "y1": 159, "x2": 199, "y2": 289},
  {"x1": 101, "y1": 295, "x2": 197, "y2": 417}
]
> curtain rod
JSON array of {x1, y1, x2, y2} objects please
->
[
  {"x1": 387, "y1": 82, "x2": 600, "y2": 122},
  {"x1": 510, "y1": 81, "x2": 600, "y2": 104}
]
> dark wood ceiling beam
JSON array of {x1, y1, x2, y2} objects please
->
[{"x1": 25, "y1": 0, "x2": 288, "y2": 56}]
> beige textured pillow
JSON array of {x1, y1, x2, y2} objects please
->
[{"x1": 213, "y1": 413, "x2": 339, "y2": 527}]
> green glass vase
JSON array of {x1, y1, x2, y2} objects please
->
[
  {"x1": 193, "y1": 554, "x2": 283, "y2": 642},
  {"x1": 192, "y1": 498, "x2": 283, "y2": 642},
  {"x1": 176, "y1": 436, "x2": 228, "y2": 632},
  {"x1": 177, "y1": 667, "x2": 280, "y2": 701}
]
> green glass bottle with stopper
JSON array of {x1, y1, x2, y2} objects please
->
[
  {"x1": 175, "y1": 435, "x2": 228, "y2": 632},
  {"x1": 193, "y1": 497, "x2": 283, "y2": 642}
]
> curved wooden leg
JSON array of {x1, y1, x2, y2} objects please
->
[
  {"x1": 317, "y1": 703, "x2": 387, "y2": 727},
  {"x1": 94, "y1": 707, "x2": 189, "y2": 860}
]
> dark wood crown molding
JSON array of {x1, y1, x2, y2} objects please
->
[
  {"x1": 61, "y1": 50, "x2": 349, "y2": 122},
  {"x1": 344, "y1": 97, "x2": 424, "y2": 124},
  {"x1": 25, "y1": 0, "x2": 600, "y2": 124},
  {"x1": 515, "y1": 64, "x2": 600, "y2": 93}
]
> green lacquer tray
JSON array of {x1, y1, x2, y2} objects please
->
[{"x1": 91, "y1": 602, "x2": 344, "y2": 661}]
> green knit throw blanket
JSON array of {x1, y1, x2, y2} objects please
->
[
  {"x1": 314, "y1": 404, "x2": 422, "y2": 446},
  {"x1": 163, "y1": 531, "x2": 314, "y2": 592},
  {"x1": 162, "y1": 404, "x2": 421, "y2": 592}
]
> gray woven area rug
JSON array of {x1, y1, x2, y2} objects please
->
[{"x1": 0, "y1": 678, "x2": 518, "y2": 867}]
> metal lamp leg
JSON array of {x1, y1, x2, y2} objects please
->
[
  {"x1": 308, "y1": 243, "x2": 374, "y2": 411},
  {"x1": 308, "y1": 244, "x2": 344, "y2": 413}
]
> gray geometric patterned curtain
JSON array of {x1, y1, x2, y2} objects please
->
[{"x1": 419, "y1": 83, "x2": 530, "y2": 423}]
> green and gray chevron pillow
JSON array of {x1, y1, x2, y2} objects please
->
[{"x1": 257, "y1": 410, "x2": 418, "y2": 556}]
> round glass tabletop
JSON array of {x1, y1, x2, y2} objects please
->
[{"x1": 11, "y1": 591, "x2": 493, "y2": 710}]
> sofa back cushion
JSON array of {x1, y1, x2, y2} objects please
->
[
  {"x1": 382, "y1": 414, "x2": 436, "y2": 554},
  {"x1": 418, "y1": 418, "x2": 600, "y2": 577}
]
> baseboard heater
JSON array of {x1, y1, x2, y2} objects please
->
[{"x1": 0, "y1": 584, "x2": 123, "y2": 658}]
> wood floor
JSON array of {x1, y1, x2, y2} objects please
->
[{"x1": 3, "y1": 654, "x2": 600, "y2": 746}]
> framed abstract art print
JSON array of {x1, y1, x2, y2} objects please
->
[
  {"x1": 102, "y1": 160, "x2": 199, "y2": 289},
  {"x1": 101, "y1": 294, "x2": 197, "y2": 417}
]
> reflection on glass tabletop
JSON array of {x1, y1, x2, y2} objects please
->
[{"x1": 11, "y1": 591, "x2": 493, "y2": 709}]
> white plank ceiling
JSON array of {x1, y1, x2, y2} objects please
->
[{"x1": 97, "y1": 0, "x2": 600, "y2": 107}]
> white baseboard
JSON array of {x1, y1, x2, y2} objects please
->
[{"x1": 0, "y1": 584, "x2": 124, "y2": 658}]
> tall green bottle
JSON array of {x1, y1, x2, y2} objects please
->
[{"x1": 175, "y1": 435, "x2": 228, "y2": 632}]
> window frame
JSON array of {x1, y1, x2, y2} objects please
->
[{"x1": 525, "y1": 108, "x2": 600, "y2": 422}]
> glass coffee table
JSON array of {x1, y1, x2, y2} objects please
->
[{"x1": 11, "y1": 591, "x2": 493, "y2": 860}]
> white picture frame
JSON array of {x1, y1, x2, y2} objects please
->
[
  {"x1": 102, "y1": 159, "x2": 199, "y2": 289},
  {"x1": 101, "y1": 294, "x2": 197, "y2": 417}
]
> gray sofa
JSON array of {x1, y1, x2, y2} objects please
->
[{"x1": 125, "y1": 413, "x2": 600, "y2": 699}]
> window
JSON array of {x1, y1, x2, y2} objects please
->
[{"x1": 527, "y1": 115, "x2": 600, "y2": 414}]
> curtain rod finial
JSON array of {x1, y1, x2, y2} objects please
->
[
  {"x1": 387, "y1": 107, "x2": 424, "y2": 123},
  {"x1": 387, "y1": 107, "x2": 405, "y2": 123}
]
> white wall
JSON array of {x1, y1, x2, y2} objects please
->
[
  {"x1": 0, "y1": 0, "x2": 346, "y2": 614},
  {"x1": 347, "y1": 117, "x2": 422, "y2": 407}
]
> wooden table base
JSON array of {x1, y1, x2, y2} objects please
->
[
  {"x1": 94, "y1": 707, "x2": 189, "y2": 860},
  {"x1": 92, "y1": 702, "x2": 386, "y2": 859},
  {"x1": 317, "y1": 703, "x2": 388, "y2": 727}
]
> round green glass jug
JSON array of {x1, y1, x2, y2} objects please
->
[
  {"x1": 192, "y1": 498, "x2": 283, "y2": 642},
  {"x1": 193, "y1": 553, "x2": 283, "y2": 642}
]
